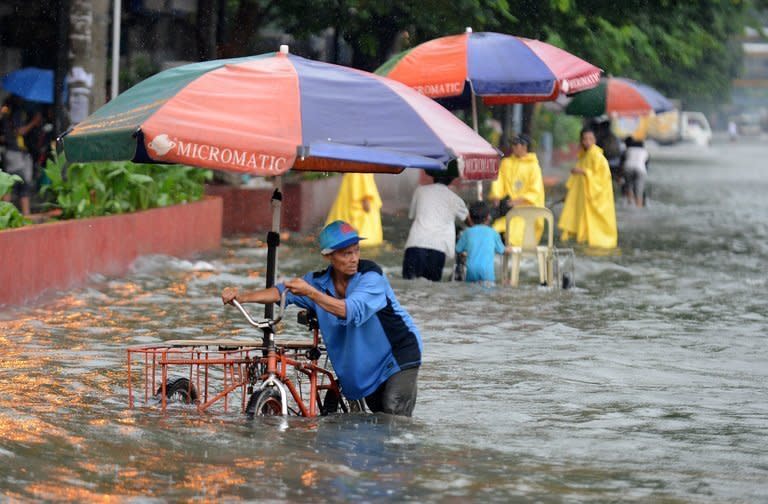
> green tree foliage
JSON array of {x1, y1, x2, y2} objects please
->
[
  {"x1": 255, "y1": 0, "x2": 761, "y2": 105},
  {"x1": 538, "y1": 0, "x2": 753, "y2": 107},
  {"x1": 273, "y1": 0, "x2": 515, "y2": 69}
]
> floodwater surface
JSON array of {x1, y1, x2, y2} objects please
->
[{"x1": 1, "y1": 137, "x2": 767, "y2": 502}]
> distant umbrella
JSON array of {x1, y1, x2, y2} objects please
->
[
  {"x1": 377, "y1": 29, "x2": 601, "y2": 197},
  {"x1": 377, "y1": 29, "x2": 602, "y2": 107},
  {"x1": 1, "y1": 67, "x2": 54, "y2": 104},
  {"x1": 565, "y1": 77, "x2": 674, "y2": 117}
]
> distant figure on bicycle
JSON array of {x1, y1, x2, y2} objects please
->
[{"x1": 221, "y1": 220, "x2": 422, "y2": 417}]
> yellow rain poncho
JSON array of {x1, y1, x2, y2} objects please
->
[
  {"x1": 488, "y1": 152, "x2": 546, "y2": 246},
  {"x1": 325, "y1": 173, "x2": 383, "y2": 246},
  {"x1": 557, "y1": 145, "x2": 617, "y2": 248}
]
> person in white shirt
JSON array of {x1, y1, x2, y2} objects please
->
[
  {"x1": 621, "y1": 137, "x2": 650, "y2": 208},
  {"x1": 402, "y1": 173, "x2": 469, "y2": 281},
  {"x1": 728, "y1": 120, "x2": 738, "y2": 142}
]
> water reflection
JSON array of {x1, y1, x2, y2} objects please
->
[{"x1": 1, "y1": 139, "x2": 767, "y2": 501}]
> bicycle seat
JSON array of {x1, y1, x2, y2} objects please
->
[{"x1": 297, "y1": 309, "x2": 319, "y2": 330}]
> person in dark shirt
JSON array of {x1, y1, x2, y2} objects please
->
[{"x1": 1, "y1": 95, "x2": 41, "y2": 215}]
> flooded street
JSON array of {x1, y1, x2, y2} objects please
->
[{"x1": 2, "y1": 138, "x2": 767, "y2": 501}]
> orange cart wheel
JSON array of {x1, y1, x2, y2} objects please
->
[
  {"x1": 155, "y1": 377, "x2": 199, "y2": 404},
  {"x1": 246, "y1": 388, "x2": 283, "y2": 417}
]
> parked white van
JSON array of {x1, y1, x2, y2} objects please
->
[{"x1": 645, "y1": 110, "x2": 712, "y2": 146}]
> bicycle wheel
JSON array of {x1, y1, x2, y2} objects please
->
[
  {"x1": 246, "y1": 388, "x2": 283, "y2": 417},
  {"x1": 155, "y1": 377, "x2": 198, "y2": 404}
]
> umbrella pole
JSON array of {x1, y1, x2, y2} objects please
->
[
  {"x1": 264, "y1": 177, "x2": 282, "y2": 346},
  {"x1": 471, "y1": 93, "x2": 483, "y2": 201}
]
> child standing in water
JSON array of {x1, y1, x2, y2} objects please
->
[{"x1": 456, "y1": 202, "x2": 511, "y2": 284}]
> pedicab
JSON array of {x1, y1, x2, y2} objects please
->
[{"x1": 61, "y1": 46, "x2": 501, "y2": 417}]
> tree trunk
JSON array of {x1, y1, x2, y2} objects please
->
[
  {"x1": 197, "y1": 0, "x2": 218, "y2": 61},
  {"x1": 349, "y1": 18, "x2": 400, "y2": 71},
  {"x1": 522, "y1": 103, "x2": 535, "y2": 137},
  {"x1": 91, "y1": 0, "x2": 108, "y2": 107},
  {"x1": 223, "y1": 0, "x2": 276, "y2": 57}
]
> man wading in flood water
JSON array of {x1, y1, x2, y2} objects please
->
[{"x1": 221, "y1": 220, "x2": 422, "y2": 417}]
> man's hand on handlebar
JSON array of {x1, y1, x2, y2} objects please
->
[
  {"x1": 221, "y1": 287, "x2": 238, "y2": 305},
  {"x1": 284, "y1": 278, "x2": 316, "y2": 298}
]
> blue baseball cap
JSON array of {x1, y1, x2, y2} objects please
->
[{"x1": 319, "y1": 220, "x2": 365, "y2": 255}]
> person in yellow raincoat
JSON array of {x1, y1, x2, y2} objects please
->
[
  {"x1": 325, "y1": 173, "x2": 383, "y2": 246},
  {"x1": 557, "y1": 128, "x2": 618, "y2": 248},
  {"x1": 488, "y1": 134, "x2": 546, "y2": 246}
]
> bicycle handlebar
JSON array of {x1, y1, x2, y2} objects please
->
[{"x1": 231, "y1": 291, "x2": 287, "y2": 330}]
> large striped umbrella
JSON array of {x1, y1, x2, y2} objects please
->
[
  {"x1": 565, "y1": 77, "x2": 674, "y2": 117},
  {"x1": 377, "y1": 29, "x2": 602, "y2": 106},
  {"x1": 62, "y1": 48, "x2": 500, "y2": 180}
]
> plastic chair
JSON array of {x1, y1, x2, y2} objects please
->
[{"x1": 502, "y1": 207, "x2": 553, "y2": 287}]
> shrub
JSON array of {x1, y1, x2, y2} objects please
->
[
  {"x1": 42, "y1": 152, "x2": 213, "y2": 219},
  {"x1": 0, "y1": 171, "x2": 27, "y2": 230}
]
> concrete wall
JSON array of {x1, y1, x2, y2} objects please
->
[
  {"x1": 375, "y1": 169, "x2": 422, "y2": 213},
  {"x1": 0, "y1": 197, "x2": 222, "y2": 306},
  {"x1": 206, "y1": 171, "x2": 423, "y2": 237}
]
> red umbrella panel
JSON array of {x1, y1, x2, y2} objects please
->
[{"x1": 377, "y1": 30, "x2": 602, "y2": 105}]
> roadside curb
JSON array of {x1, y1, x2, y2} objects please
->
[{"x1": 0, "y1": 196, "x2": 222, "y2": 306}]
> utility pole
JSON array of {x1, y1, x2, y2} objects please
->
[
  {"x1": 67, "y1": 0, "x2": 108, "y2": 125},
  {"x1": 55, "y1": 0, "x2": 70, "y2": 134}
]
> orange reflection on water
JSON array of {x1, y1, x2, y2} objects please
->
[
  {"x1": 178, "y1": 466, "x2": 247, "y2": 497},
  {"x1": 111, "y1": 281, "x2": 142, "y2": 298},
  {"x1": 0, "y1": 317, "x2": 47, "y2": 345},
  {"x1": 233, "y1": 458, "x2": 266, "y2": 470},
  {"x1": 0, "y1": 357, "x2": 28, "y2": 371},
  {"x1": 301, "y1": 469, "x2": 317, "y2": 487},
  {"x1": 168, "y1": 281, "x2": 188, "y2": 296},
  {"x1": 50, "y1": 294, "x2": 88, "y2": 310},
  {"x1": 27, "y1": 483, "x2": 112, "y2": 502},
  {"x1": 0, "y1": 413, "x2": 62, "y2": 444}
]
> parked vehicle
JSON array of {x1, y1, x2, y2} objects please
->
[
  {"x1": 646, "y1": 110, "x2": 712, "y2": 146},
  {"x1": 736, "y1": 113, "x2": 763, "y2": 136}
]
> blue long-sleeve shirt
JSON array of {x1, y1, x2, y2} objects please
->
[
  {"x1": 276, "y1": 260, "x2": 422, "y2": 400},
  {"x1": 456, "y1": 224, "x2": 505, "y2": 282}
]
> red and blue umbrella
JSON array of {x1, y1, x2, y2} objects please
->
[
  {"x1": 1, "y1": 67, "x2": 54, "y2": 104},
  {"x1": 62, "y1": 49, "x2": 500, "y2": 180},
  {"x1": 377, "y1": 30, "x2": 602, "y2": 105}
]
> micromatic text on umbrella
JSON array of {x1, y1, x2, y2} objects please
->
[{"x1": 147, "y1": 134, "x2": 289, "y2": 173}]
